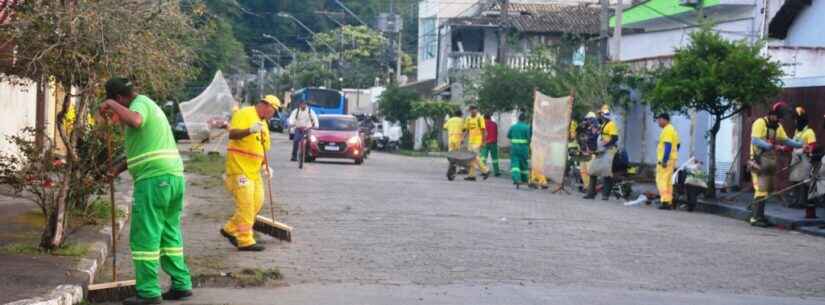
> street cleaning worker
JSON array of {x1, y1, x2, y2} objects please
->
[
  {"x1": 789, "y1": 106, "x2": 817, "y2": 208},
  {"x1": 584, "y1": 106, "x2": 620, "y2": 200},
  {"x1": 509, "y1": 112, "x2": 532, "y2": 188},
  {"x1": 221, "y1": 95, "x2": 281, "y2": 250},
  {"x1": 749, "y1": 102, "x2": 801, "y2": 227},
  {"x1": 443, "y1": 110, "x2": 465, "y2": 152},
  {"x1": 288, "y1": 100, "x2": 318, "y2": 161},
  {"x1": 480, "y1": 114, "x2": 501, "y2": 176},
  {"x1": 464, "y1": 105, "x2": 490, "y2": 181},
  {"x1": 655, "y1": 113, "x2": 680, "y2": 210},
  {"x1": 579, "y1": 112, "x2": 599, "y2": 192},
  {"x1": 100, "y1": 78, "x2": 193, "y2": 304}
]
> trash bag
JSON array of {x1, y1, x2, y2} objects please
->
[
  {"x1": 789, "y1": 151, "x2": 812, "y2": 182},
  {"x1": 588, "y1": 149, "x2": 616, "y2": 178}
]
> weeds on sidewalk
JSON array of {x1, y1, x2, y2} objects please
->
[
  {"x1": 185, "y1": 153, "x2": 225, "y2": 189},
  {"x1": 1, "y1": 241, "x2": 89, "y2": 257}
]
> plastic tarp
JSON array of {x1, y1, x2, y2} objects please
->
[
  {"x1": 179, "y1": 71, "x2": 237, "y2": 155},
  {"x1": 530, "y1": 90, "x2": 573, "y2": 186}
]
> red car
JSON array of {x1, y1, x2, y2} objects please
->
[{"x1": 307, "y1": 115, "x2": 366, "y2": 164}]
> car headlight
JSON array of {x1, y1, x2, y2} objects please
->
[
  {"x1": 310, "y1": 135, "x2": 318, "y2": 143},
  {"x1": 347, "y1": 136, "x2": 360, "y2": 145}
]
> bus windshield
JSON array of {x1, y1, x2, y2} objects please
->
[{"x1": 302, "y1": 89, "x2": 340, "y2": 108}]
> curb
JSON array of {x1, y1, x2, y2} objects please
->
[
  {"x1": 699, "y1": 200, "x2": 825, "y2": 232},
  {"x1": 4, "y1": 195, "x2": 131, "y2": 305}
]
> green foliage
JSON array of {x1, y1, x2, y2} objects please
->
[
  {"x1": 185, "y1": 153, "x2": 226, "y2": 178},
  {"x1": 476, "y1": 65, "x2": 562, "y2": 114},
  {"x1": 411, "y1": 100, "x2": 459, "y2": 120},
  {"x1": 1, "y1": 242, "x2": 88, "y2": 257},
  {"x1": 377, "y1": 84, "x2": 420, "y2": 125},
  {"x1": 184, "y1": 17, "x2": 250, "y2": 100},
  {"x1": 649, "y1": 27, "x2": 783, "y2": 119}
]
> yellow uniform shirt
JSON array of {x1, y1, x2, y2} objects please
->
[
  {"x1": 569, "y1": 120, "x2": 578, "y2": 140},
  {"x1": 601, "y1": 120, "x2": 619, "y2": 144},
  {"x1": 657, "y1": 123, "x2": 680, "y2": 162},
  {"x1": 443, "y1": 117, "x2": 465, "y2": 144},
  {"x1": 794, "y1": 127, "x2": 816, "y2": 148},
  {"x1": 464, "y1": 115, "x2": 486, "y2": 146},
  {"x1": 750, "y1": 117, "x2": 788, "y2": 158},
  {"x1": 226, "y1": 106, "x2": 270, "y2": 176}
]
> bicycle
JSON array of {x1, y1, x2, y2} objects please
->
[{"x1": 297, "y1": 127, "x2": 312, "y2": 169}]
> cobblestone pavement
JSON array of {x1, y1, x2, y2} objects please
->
[{"x1": 104, "y1": 134, "x2": 825, "y2": 304}]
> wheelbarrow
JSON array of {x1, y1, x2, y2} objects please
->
[{"x1": 446, "y1": 150, "x2": 477, "y2": 181}]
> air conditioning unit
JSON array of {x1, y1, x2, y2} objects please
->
[{"x1": 679, "y1": 0, "x2": 701, "y2": 7}]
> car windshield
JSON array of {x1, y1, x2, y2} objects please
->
[{"x1": 318, "y1": 117, "x2": 358, "y2": 131}]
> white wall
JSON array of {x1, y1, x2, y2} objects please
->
[
  {"x1": 0, "y1": 80, "x2": 38, "y2": 156},
  {"x1": 769, "y1": 47, "x2": 825, "y2": 79},
  {"x1": 417, "y1": 0, "x2": 479, "y2": 81},
  {"x1": 784, "y1": 0, "x2": 825, "y2": 47},
  {"x1": 616, "y1": 18, "x2": 756, "y2": 61}
]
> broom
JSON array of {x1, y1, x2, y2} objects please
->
[
  {"x1": 87, "y1": 117, "x2": 136, "y2": 302},
  {"x1": 253, "y1": 130, "x2": 293, "y2": 242}
]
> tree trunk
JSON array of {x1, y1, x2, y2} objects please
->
[{"x1": 706, "y1": 116, "x2": 722, "y2": 199}]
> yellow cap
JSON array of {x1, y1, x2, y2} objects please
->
[
  {"x1": 262, "y1": 95, "x2": 281, "y2": 109},
  {"x1": 585, "y1": 112, "x2": 597, "y2": 119}
]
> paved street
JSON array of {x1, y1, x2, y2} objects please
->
[{"x1": 160, "y1": 133, "x2": 825, "y2": 304}]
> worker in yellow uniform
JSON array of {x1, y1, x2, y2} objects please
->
[
  {"x1": 655, "y1": 113, "x2": 680, "y2": 210},
  {"x1": 790, "y1": 106, "x2": 817, "y2": 208},
  {"x1": 749, "y1": 102, "x2": 801, "y2": 227},
  {"x1": 443, "y1": 110, "x2": 465, "y2": 152},
  {"x1": 221, "y1": 95, "x2": 280, "y2": 251},
  {"x1": 464, "y1": 105, "x2": 490, "y2": 181},
  {"x1": 584, "y1": 106, "x2": 620, "y2": 200}
]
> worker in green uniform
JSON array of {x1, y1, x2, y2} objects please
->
[
  {"x1": 508, "y1": 112, "x2": 532, "y2": 188},
  {"x1": 100, "y1": 78, "x2": 192, "y2": 305}
]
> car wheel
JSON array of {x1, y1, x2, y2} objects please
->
[{"x1": 355, "y1": 158, "x2": 364, "y2": 165}]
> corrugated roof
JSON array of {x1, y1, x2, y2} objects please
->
[{"x1": 508, "y1": 6, "x2": 601, "y2": 34}]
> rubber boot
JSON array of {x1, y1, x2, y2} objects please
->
[
  {"x1": 583, "y1": 176, "x2": 597, "y2": 199},
  {"x1": 749, "y1": 197, "x2": 771, "y2": 227},
  {"x1": 601, "y1": 177, "x2": 614, "y2": 200}
]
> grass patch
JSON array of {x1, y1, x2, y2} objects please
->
[
  {"x1": 74, "y1": 198, "x2": 125, "y2": 225},
  {"x1": 185, "y1": 153, "x2": 225, "y2": 178},
  {"x1": 234, "y1": 268, "x2": 283, "y2": 286},
  {"x1": 0, "y1": 242, "x2": 88, "y2": 257}
]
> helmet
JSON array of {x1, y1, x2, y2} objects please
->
[
  {"x1": 585, "y1": 112, "x2": 597, "y2": 119},
  {"x1": 262, "y1": 95, "x2": 281, "y2": 109}
]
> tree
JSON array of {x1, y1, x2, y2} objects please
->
[
  {"x1": 377, "y1": 84, "x2": 419, "y2": 125},
  {"x1": 0, "y1": 0, "x2": 198, "y2": 250},
  {"x1": 476, "y1": 65, "x2": 562, "y2": 114},
  {"x1": 649, "y1": 27, "x2": 783, "y2": 197}
]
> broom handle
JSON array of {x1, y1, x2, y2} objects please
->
[
  {"x1": 106, "y1": 123, "x2": 117, "y2": 282},
  {"x1": 261, "y1": 130, "x2": 276, "y2": 221}
]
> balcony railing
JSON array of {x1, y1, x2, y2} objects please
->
[{"x1": 447, "y1": 52, "x2": 552, "y2": 72}]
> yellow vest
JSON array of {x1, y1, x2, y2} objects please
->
[
  {"x1": 657, "y1": 124, "x2": 680, "y2": 162},
  {"x1": 464, "y1": 115, "x2": 486, "y2": 145},
  {"x1": 443, "y1": 117, "x2": 464, "y2": 144},
  {"x1": 226, "y1": 106, "x2": 270, "y2": 176}
]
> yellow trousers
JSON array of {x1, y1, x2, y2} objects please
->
[
  {"x1": 580, "y1": 160, "x2": 591, "y2": 187},
  {"x1": 751, "y1": 172, "x2": 771, "y2": 198},
  {"x1": 448, "y1": 140, "x2": 461, "y2": 152},
  {"x1": 656, "y1": 160, "x2": 676, "y2": 204},
  {"x1": 468, "y1": 143, "x2": 488, "y2": 177},
  {"x1": 223, "y1": 174, "x2": 264, "y2": 247}
]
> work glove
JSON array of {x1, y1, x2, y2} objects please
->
[
  {"x1": 262, "y1": 166, "x2": 273, "y2": 179},
  {"x1": 249, "y1": 122, "x2": 264, "y2": 133}
]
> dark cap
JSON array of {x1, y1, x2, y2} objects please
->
[
  {"x1": 105, "y1": 77, "x2": 134, "y2": 99},
  {"x1": 468, "y1": 104, "x2": 478, "y2": 110},
  {"x1": 656, "y1": 113, "x2": 670, "y2": 120}
]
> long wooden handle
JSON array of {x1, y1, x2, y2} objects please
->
[
  {"x1": 261, "y1": 130, "x2": 276, "y2": 221},
  {"x1": 106, "y1": 124, "x2": 117, "y2": 281}
]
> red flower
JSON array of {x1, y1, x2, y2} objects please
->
[
  {"x1": 42, "y1": 179, "x2": 53, "y2": 188},
  {"x1": 52, "y1": 159, "x2": 65, "y2": 167}
]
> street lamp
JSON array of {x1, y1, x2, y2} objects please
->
[
  {"x1": 276, "y1": 12, "x2": 337, "y2": 53},
  {"x1": 262, "y1": 34, "x2": 297, "y2": 63}
]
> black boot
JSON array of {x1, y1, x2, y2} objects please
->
[
  {"x1": 123, "y1": 296, "x2": 161, "y2": 305},
  {"x1": 162, "y1": 289, "x2": 193, "y2": 301},
  {"x1": 583, "y1": 176, "x2": 597, "y2": 199},
  {"x1": 238, "y1": 244, "x2": 266, "y2": 251},
  {"x1": 658, "y1": 202, "x2": 672, "y2": 210},
  {"x1": 220, "y1": 229, "x2": 238, "y2": 247},
  {"x1": 601, "y1": 177, "x2": 614, "y2": 200},
  {"x1": 749, "y1": 197, "x2": 772, "y2": 227}
]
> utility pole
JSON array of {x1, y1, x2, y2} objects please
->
[
  {"x1": 599, "y1": 0, "x2": 610, "y2": 63},
  {"x1": 613, "y1": 0, "x2": 624, "y2": 62},
  {"x1": 498, "y1": 0, "x2": 509, "y2": 65}
]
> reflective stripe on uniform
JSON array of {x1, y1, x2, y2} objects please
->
[
  {"x1": 127, "y1": 149, "x2": 180, "y2": 167},
  {"x1": 511, "y1": 139, "x2": 528, "y2": 144},
  {"x1": 132, "y1": 250, "x2": 160, "y2": 261},
  {"x1": 227, "y1": 147, "x2": 264, "y2": 160},
  {"x1": 512, "y1": 168, "x2": 521, "y2": 172},
  {"x1": 160, "y1": 247, "x2": 184, "y2": 257}
]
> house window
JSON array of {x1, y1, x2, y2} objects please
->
[{"x1": 419, "y1": 17, "x2": 437, "y2": 60}]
